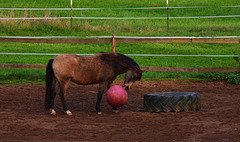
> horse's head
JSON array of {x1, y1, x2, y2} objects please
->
[{"x1": 123, "y1": 69, "x2": 143, "y2": 91}]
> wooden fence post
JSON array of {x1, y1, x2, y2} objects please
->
[{"x1": 112, "y1": 34, "x2": 116, "y2": 53}]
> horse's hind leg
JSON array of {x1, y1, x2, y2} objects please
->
[
  {"x1": 49, "y1": 80, "x2": 59, "y2": 115},
  {"x1": 59, "y1": 80, "x2": 72, "y2": 116}
]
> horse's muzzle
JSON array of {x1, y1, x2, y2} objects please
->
[
  {"x1": 124, "y1": 86, "x2": 129, "y2": 91},
  {"x1": 123, "y1": 81, "x2": 134, "y2": 91}
]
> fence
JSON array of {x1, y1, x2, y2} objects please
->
[
  {"x1": 0, "y1": 64, "x2": 239, "y2": 72},
  {"x1": 0, "y1": 36, "x2": 239, "y2": 72},
  {"x1": 1, "y1": 4, "x2": 240, "y2": 31},
  {"x1": 1, "y1": 3, "x2": 239, "y2": 72},
  {"x1": 1, "y1": 36, "x2": 240, "y2": 52},
  {"x1": 1, "y1": 5, "x2": 240, "y2": 10}
]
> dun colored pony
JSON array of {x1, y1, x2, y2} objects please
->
[{"x1": 45, "y1": 52, "x2": 143, "y2": 115}]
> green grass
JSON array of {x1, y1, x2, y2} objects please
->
[
  {"x1": 1, "y1": 0, "x2": 240, "y2": 36},
  {"x1": 1, "y1": 0, "x2": 240, "y2": 8},
  {"x1": 0, "y1": 69, "x2": 45, "y2": 85},
  {"x1": 0, "y1": 0, "x2": 240, "y2": 84},
  {"x1": 0, "y1": 42, "x2": 239, "y2": 67}
]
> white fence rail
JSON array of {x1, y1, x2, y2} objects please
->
[
  {"x1": 1, "y1": 36, "x2": 240, "y2": 39},
  {"x1": 0, "y1": 53, "x2": 239, "y2": 57},
  {"x1": 1, "y1": 15, "x2": 240, "y2": 20},
  {"x1": 1, "y1": 5, "x2": 240, "y2": 10}
]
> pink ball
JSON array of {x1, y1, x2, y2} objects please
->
[{"x1": 106, "y1": 85, "x2": 128, "y2": 107}]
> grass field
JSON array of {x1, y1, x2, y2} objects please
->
[
  {"x1": 0, "y1": 0, "x2": 240, "y2": 84},
  {"x1": 1, "y1": 0, "x2": 240, "y2": 36}
]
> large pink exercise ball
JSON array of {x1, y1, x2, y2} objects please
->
[{"x1": 106, "y1": 85, "x2": 128, "y2": 107}]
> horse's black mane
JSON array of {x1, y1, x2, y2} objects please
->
[
  {"x1": 118, "y1": 53, "x2": 140, "y2": 70},
  {"x1": 98, "y1": 52, "x2": 140, "y2": 71}
]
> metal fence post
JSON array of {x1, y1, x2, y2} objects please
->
[
  {"x1": 70, "y1": 0, "x2": 73, "y2": 30},
  {"x1": 167, "y1": 0, "x2": 169, "y2": 32}
]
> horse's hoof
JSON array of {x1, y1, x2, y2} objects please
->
[
  {"x1": 50, "y1": 109, "x2": 56, "y2": 115},
  {"x1": 65, "y1": 110, "x2": 72, "y2": 116},
  {"x1": 113, "y1": 110, "x2": 119, "y2": 113},
  {"x1": 97, "y1": 112, "x2": 102, "y2": 115}
]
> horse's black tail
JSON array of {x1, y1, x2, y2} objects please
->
[{"x1": 45, "y1": 59, "x2": 54, "y2": 110}]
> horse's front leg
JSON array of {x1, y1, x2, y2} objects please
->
[
  {"x1": 96, "y1": 89, "x2": 104, "y2": 114},
  {"x1": 96, "y1": 83, "x2": 108, "y2": 114},
  {"x1": 112, "y1": 107, "x2": 119, "y2": 113},
  {"x1": 106, "y1": 82, "x2": 119, "y2": 113}
]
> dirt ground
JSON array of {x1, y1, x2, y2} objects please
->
[{"x1": 0, "y1": 80, "x2": 240, "y2": 141}]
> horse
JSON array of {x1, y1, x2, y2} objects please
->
[{"x1": 45, "y1": 52, "x2": 143, "y2": 115}]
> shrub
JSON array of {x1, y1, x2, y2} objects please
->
[
  {"x1": 226, "y1": 73, "x2": 240, "y2": 85},
  {"x1": 204, "y1": 72, "x2": 240, "y2": 85}
]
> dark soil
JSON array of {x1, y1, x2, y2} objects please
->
[{"x1": 0, "y1": 80, "x2": 240, "y2": 141}]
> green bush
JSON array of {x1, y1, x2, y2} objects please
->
[
  {"x1": 226, "y1": 73, "x2": 240, "y2": 85},
  {"x1": 203, "y1": 72, "x2": 240, "y2": 85}
]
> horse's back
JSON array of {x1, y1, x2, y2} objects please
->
[{"x1": 52, "y1": 54, "x2": 114, "y2": 85}]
